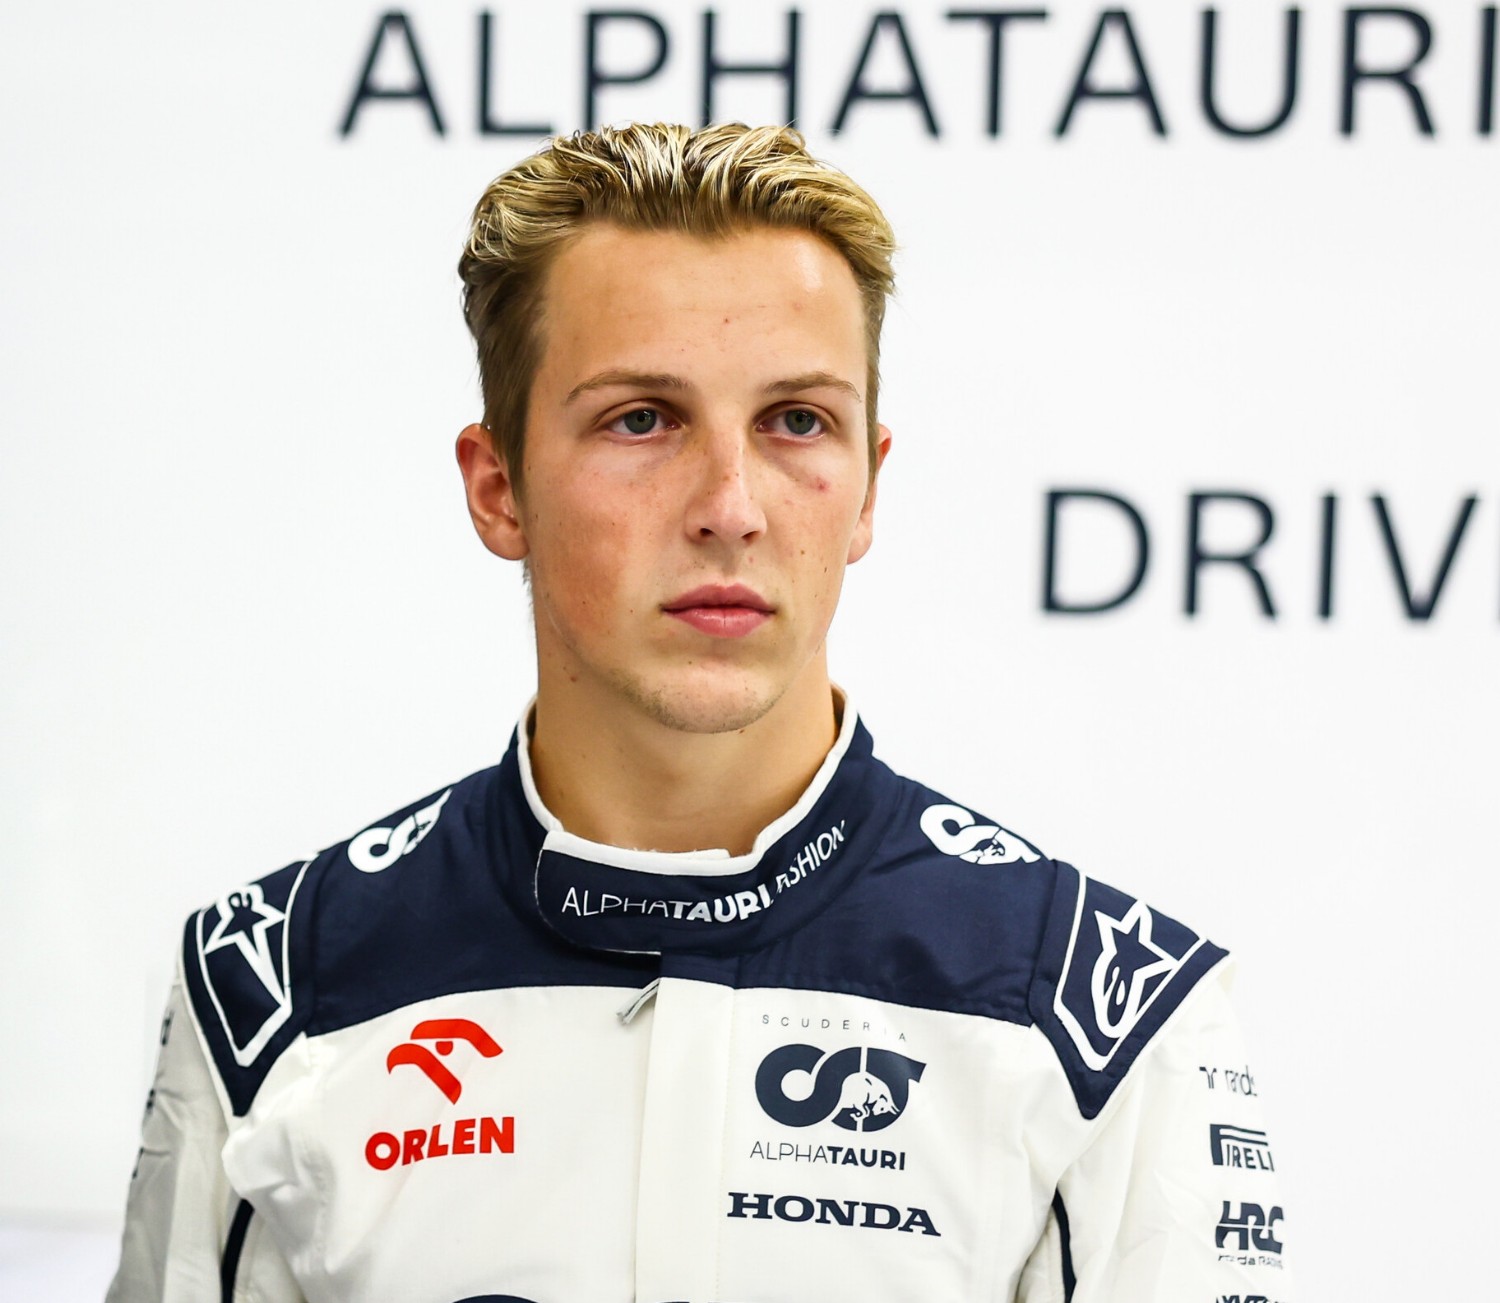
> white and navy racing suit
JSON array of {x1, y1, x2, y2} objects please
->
[{"x1": 108, "y1": 704, "x2": 1291, "y2": 1302}]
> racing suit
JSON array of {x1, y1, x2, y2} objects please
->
[{"x1": 107, "y1": 703, "x2": 1291, "y2": 1302}]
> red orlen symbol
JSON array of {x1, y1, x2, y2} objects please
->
[{"x1": 385, "y1": 1018, "x2": 502, "y2": 1103}]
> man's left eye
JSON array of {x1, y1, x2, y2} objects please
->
[
  {"x1": 609, "y1": 408, "x2": 661, "y2": 436},
  {"x1": 775, "y1": 409, "x2": 823, "y2": 437}
]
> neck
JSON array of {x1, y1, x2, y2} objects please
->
[{"x1": 527, "y1": 670, "x2": 840, "y2": 856}]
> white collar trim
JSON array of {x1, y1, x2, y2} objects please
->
[{"x1": 516, "y1": 692, "x2": 860, "y2": 879}]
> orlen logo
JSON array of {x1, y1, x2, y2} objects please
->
[
  {"x1": 1215, "y1": 1201, "x2": 1285, "y2": 1255},
  {"x1": 349, "y1": 788, "x2": 452, "y2": 873},
  {"x1": 387, "y1": 1018, "x2": 500, "y2": 1103},
  {"x1": 919, "y1": 803, "x2": 1039, "y2": 864},
  {"x1": 755, "y1": 1045, "x2": 925, "y2": 1133},
  {"x1": 366, "y1": 1018, "x2": 513, "y2": 1172}
]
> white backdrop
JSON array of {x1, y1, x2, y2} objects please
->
[{"x1": 4, "y1": 2, "x2": 1497, "y2": 1298}]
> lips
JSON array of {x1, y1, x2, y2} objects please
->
[{"x1": 662, "y1": 584, "x2": 774, "y2": 638}]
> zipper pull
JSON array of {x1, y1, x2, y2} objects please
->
[{"x1": 617, "y1": 978, "x2": 660, "y2": 1024}]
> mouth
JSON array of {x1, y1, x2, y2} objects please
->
[{"x1": 662, "y1": 584, "x2": 774, "y2": 638}]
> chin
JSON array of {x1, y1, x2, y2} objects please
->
[{"x1": 617, "y1": 669, "x2": 786, "y2": 736}]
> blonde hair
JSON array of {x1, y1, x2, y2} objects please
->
[{"x1": 459, "y1": 123, "x2": 896, "y2": 494}]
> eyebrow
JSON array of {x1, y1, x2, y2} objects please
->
[
  {"x1": 564, "y1": 369, "x2": 862, "y2": 406},
  {"x1": 764, "y1": 371, "x2": 863, "y2": 402},
  {"x1": 565, "y1": 371, "x2": 689, "y2": 405}
]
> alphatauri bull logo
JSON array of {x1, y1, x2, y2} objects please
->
[
  {"x1": 834, "y1": 1072, "x2": 899, "y2": 1126},
  {"x1": 755, "y1": 1045, "x2": 926, "y2": 1133}
]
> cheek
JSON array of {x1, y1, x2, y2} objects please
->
[
  {"x1": 525, "y1": 481, "x2": 653, "y2": 631},
  {"x1": 534, "y1": 537, "x2": 610, "y2": 622},
  {"x1": 786, "y1": 494, "x2": 866, "y2": 590},
  {"x1": 796, "y1": 468, "x2": 865, "y2": 539}
]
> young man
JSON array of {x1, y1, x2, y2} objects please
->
[{"x1": 109, "y1": 124, "x2": 1289, "y2": 1302}]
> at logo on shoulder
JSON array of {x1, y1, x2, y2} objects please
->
[
  {"x1": 919, "y1": 803, "x2": 1039, "y2": 865},
  {"x1": 350, "y1": 789, "x2": 452, "y2": 873}
]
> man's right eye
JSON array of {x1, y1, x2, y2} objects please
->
[{"x1": 611, "y1": 408, "x2": 660, "y2": 436}]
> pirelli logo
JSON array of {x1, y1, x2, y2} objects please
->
[{"x1": 1210, "y1": 1123, "x2": 1275, "y2": 1172}]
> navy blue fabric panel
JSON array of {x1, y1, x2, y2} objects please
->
[
  {"x1": 451, "y1": 1297, "x2": 542, "y2": 1302},
  {"x1": 182, "y1": 722, "x2": 1227, "y2": 1128},
  {"x1": 219, "y1": 1199, "x2": 255, "y2": 1303},
  {"x1": 668, "y1": 777, "x2": 1058, "y2": 1026},
  {"x1": 306, "y1": 765, "x2": 655, "y2": 1038},
  {"x1": 736, "y1": 859, "x2": 1055, "y2": 1023},
  {"x1": 1030, "y1": 863, "x2": 1229, "y2": 1119},
  {"x1": 182, "y1": 858, "x2": 315, "y2": 1117},
  {"x1": 1051, "y1": 1191, "x2": 1077, "y2": 1301}
]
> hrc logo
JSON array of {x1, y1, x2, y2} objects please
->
[{"x1": 1215, "y1": 1201, "x2": 1285, "y2": 1255}]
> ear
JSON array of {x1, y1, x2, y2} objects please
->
[
  {"x1": 847, "y1": 423, "x2": 893, "y2": 565},
  {"x1": 456, "y1": 423, "x2": 529, "y2": 560}
]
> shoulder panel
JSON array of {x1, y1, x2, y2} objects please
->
[
  {"x1": 306, "y1": 765, "x2": 654, "y2": 1038},
  {"x1": 181, "y1": 855, "x2": 318, "y2": 1118},
  {"x1": 181, "y1": 761, "x2": 658, "y2": 1119},
  {"x1": 1029, "y1": 862, "x2": 1228, "y2": 1120},
  {"x1": 179, "y1": 771, "x2": 485, "y2": 1117},
  {"x1": 738, "y1": 773, "x2": 1060, "y2": 1025}
]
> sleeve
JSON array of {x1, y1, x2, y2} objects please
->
[
  {"x1": 105, "y1": 976, "x2": 306, "y2": 1303},
  {"x1": 1019, "y1": 964, "x2": 1292, "y2": 1303}
]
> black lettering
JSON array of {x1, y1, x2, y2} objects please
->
[
  {"x1": 1185, "y1": 493, "x2": 1277, "y2": 617},
  {"x1": 945, "y1": 9, "x2": 1049, "y2": 136},
  {"x1": 585, "y1": 10, "x2": 671, "y2": 131},
  {"x1": 1055, "y1": 9, "x2": 1166, "y2": 135},
  {"x1": 774, "y1": 1194, "x2": 814, "y2": 1222},
  {"x1": 816, "y1": 1197, "x2": 858, "y2": 1226},
  {"x1": 340, "y1": 11, "x2": 445, "y2": 137},
  {"x1": 1340, "y1": 8, "x2": 1436, "y2": 135},
  {"x1": 701, "y1": 10, "x2": 799, "y2": 127},
  {"x1": 478, "y1": 13, "x2": 553, "y2": 136},
  {"x1": 1043, "y1": 490, "x2": 1150, "y2": 614},
  {"x1": 1371, "y1": 494, "x2": 1477, "y2": 620},
  {"x1": 727, "y1": 1191, "x2": 773, "y2": 1219},
  {"x1": 901, "y1": 1205, "x2": 942, "y2": 1235},
  {"x1": 1201, "y1": 7, "x2": 1301, "y2": 137},
  {"x1": 1216, "y1": 1201, "x2": 1252, "y2": 1251},
  {"x1": 1318, "y1": 492, "x2": 1337, "y2": 619},
  {"x1": 1481, "y1": 6, "x2": 1497, "y2": 134},
  {"x1": 832, "y1": 12, "x2": 940, "y2": 136}
]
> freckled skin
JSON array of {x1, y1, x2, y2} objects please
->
[
  {"x1": 457, "y1": 224, "x2": 892, "y2": 851},
  {"x1": 520, "y1": 227, "x2": 882, "y2": 731}
]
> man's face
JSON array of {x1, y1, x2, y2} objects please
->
[{"x1": 465, "y1": 223, "x2": 887, "y2": 735}]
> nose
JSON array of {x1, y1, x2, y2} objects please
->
[{"x1": 684, "y1": 426, "x2": 767, "y2": 545}]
